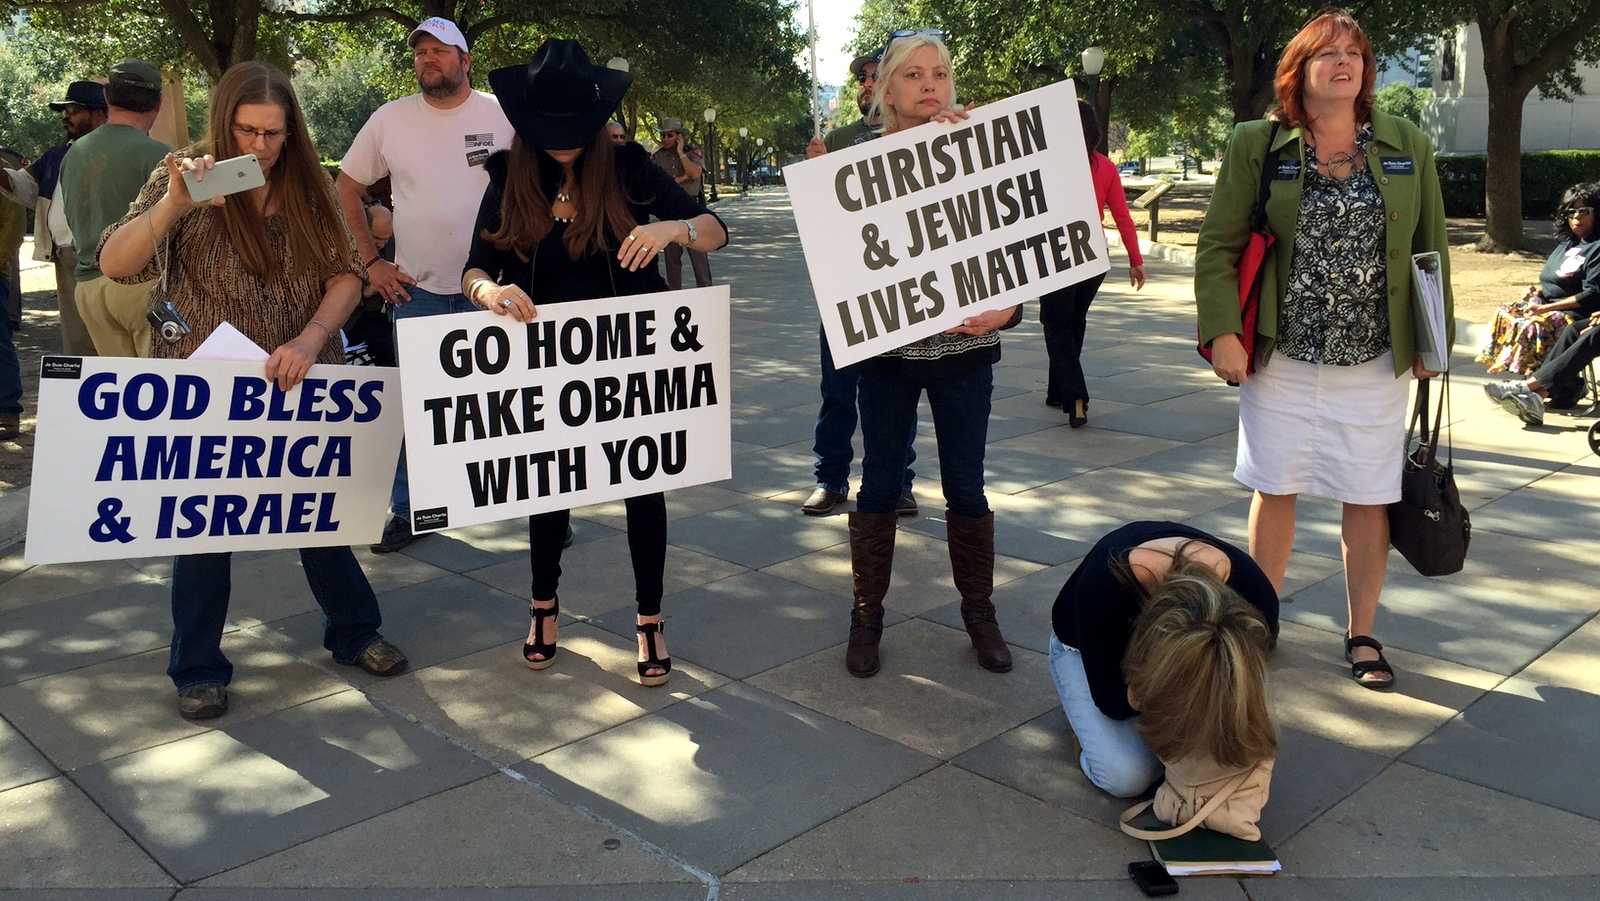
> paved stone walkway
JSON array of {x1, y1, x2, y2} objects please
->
[{"x1": 2, "y1": 189, "x2": 1598, "y2": 899}]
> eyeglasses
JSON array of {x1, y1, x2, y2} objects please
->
[
  {"x1": 232, "y1": 124, "x2": 289, "y2": 144},
  {"x1": 885, "y1": 28, "x2": 947, "y2": 54},
  {"x1": 854, "y1": 70, "x2": 877, "y2": 84},
  {"x1": 1566, "y1": 206, "x2": 1595, "y2": 218}
]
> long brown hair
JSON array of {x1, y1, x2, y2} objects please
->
[
  {"x1": 484, "y1": 130, "x2": 638, "y2": 261},
  {"x1": 1272, "y1": 7, "x2": 1377, "y2": 128},
  {"x1": 1120, "y1": 547, "x2": 1278, "y2": 769},
  {"x1": 203, "y1": 61, "x2": 352, "y2": 281}
]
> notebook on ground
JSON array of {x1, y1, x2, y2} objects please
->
[{"x1": 1149, "y1": 827, "x2": 1280, "y2": 876}]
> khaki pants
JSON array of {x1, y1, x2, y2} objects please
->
[
  {"x1": 76, "y1": 275, "x2": 153, "y2": 358},
  {"x1": 53, "y1": 246, "x2": 96, "y2": 356}
]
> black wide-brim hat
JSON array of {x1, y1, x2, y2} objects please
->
[{"x1": 490, "y1": 39, "x2": 633, "y2": 151}]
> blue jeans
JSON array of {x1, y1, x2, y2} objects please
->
[
  {"x1": 0, "y1": 278, "x2": 20, "y2": 416},
  {"x1": 1048, "y1": 634, "x2": 1163, "y2": 797},
  {"x1": 168, "y1": 548, "x2": 385, "y2": 690},
  {"x1": 389, "y1": 288, "x2": 473, "y2": 518},
  {"x1": 815, "y1": 327, "x2": 915, "y2": 495},
  {"x1": 856, "y1": 360, "x2": 992, "y2": 518}
]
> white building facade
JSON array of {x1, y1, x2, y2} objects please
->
[{"x1": 1421, "y1": 24, "x2": 1600, "y2": 153}]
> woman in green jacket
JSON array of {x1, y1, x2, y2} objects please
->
[{"x1": 1194, "y1": 8, "x2": 1452, "y2": 690}]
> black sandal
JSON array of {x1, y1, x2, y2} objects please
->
[
  {"x1": 1344, "y1": 633, "x2": 1395, "y2": 690},
  {"x1": 636, "y1": 620, "x2": 672, "y2": 687},
  {"x1": 524, "y1": 598, "x2": 559, "y2": 670}
]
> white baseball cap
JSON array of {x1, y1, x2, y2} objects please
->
[{"x1": 408, "y1": 17, "x2": 468, "y2": 53}]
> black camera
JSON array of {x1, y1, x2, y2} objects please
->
[{"x1": 147, "y1": 300, "x2": 192, "y2": 345}]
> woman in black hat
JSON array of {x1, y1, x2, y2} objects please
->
[{"x1": 462, "y1": 39, "x2": 726, "y2": 687}]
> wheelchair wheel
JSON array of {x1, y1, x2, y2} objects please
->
[{"x1": 1590, "y1": 420, "x2": 1600, "y2": 458}]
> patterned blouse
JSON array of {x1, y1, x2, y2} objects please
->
[
  {"x1": 1277, "y1": 125, "x2": 1391, "y2": 365},
  {"x1": 101, "y1": 163, "x2": 363, "y2": 363}
]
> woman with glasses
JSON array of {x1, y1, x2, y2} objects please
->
[
  {"x1": 843, "y1": 30, "x2": 1021, "y2": 679},
  {"x1": 1195, "y1": 9, "x2": 1451, "y2": 691},
  {"x1": 1483, "y1": 185, "x2": 1600, "y2": 424},
  {"x1": 99, "y1": 61, "x2": 409, "y2": 721},
  {"x1": 1477, "y1": 182, "x2": 1600, "y2": 379}
]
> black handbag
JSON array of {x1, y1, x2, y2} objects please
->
[{"x1": 1388, "y1": 374, "x2": 1470, "y2": 576}]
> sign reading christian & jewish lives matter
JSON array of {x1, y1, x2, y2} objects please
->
[
  {"x1": 26, "y1": 357, "x2": 403, "y2": 564},
  {"x1": 784, "y1": 80, "x2": 1109, "y2": 368},
  {"x1": 394, "y1": 286, "x2": 731, "y2": 533}
]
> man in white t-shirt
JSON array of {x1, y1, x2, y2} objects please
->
[{"x1": 337, "y1": 16, "x2": 513, "y2": 553}]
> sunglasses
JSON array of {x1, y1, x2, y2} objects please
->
[
  {"x1": 853, "y1": 70, "x2": 877, "y2": 84},
  {"x1": 885, "y1": 28, "x2": 947, "y2": 53},
  {"x1": 1565, "y1": 206, "x2": 1595, "y2": 218}
]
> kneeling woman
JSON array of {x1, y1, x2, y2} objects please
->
[
  {"x1": 461, "y1": 40, "x2": 726, "y2": 686},
  {"x1": 1048, "y1": 522, "x2": 1278, "y2": 797}
]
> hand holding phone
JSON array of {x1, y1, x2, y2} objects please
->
[
  {"x1": 182, "y1": 154, "x2": 265, "y2": 203},
  {"x1": 1128, "y1": 860, "x2": 1179, "y2": 897}
]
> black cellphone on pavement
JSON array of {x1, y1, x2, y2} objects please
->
[{"x1": 1128, "y1": 860, "x2": 1179, "y2": 896}]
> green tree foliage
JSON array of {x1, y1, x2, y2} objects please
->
[
  {"x1": 294, "y1": 47, "x2": 395, "y2": 161},
  {"x1": 1373, "y1": 82, "x2": 1430, "y2": 124},
  {"x1": 0, "y1": 36, "x2": 74, "y2": 160}
]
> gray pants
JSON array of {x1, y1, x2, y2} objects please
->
[
  {"x1": 663, "y1": 243, "x2": 712, "y2": 290},
  {"x1": 54, "y1": 246, "x2": 95, "y2": 356}
]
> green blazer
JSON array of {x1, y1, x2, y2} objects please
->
[{"x1": 1194, "y1": 110, "x2": 1453, "y2": 377}]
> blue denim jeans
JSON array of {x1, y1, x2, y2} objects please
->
[
  {"x1": 1048, "y1": 634, "x2": 1163, "y2": 797},
  {"x1": 168, "y1": 548, "x2": 385, "y2": 690},
  {"x1": 814, "y1": 327, "x2": 915, "y2": 495},
  {"x1": 0, "y1": 278, "x2": 21, "y2": 417},
  {"x1": 389, "y1": 288, "x2": 473, "y2": 518},
  {"x1": 855, "y1": 360, "x2": 992, "y2": 518}
]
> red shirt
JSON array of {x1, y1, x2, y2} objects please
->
[{"x1": 1090, "y1": 152, "x2": 1143, "y2": 268}]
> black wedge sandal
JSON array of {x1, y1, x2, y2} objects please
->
[
  {"x1": 636, "y1": 620, "x2": 672, "y2": 687},
  {"x1": 1344, "y1": 633, "x2": 1395, "y2": 690},
  {"x1": 524, "y1": 598, "x2": 559, "y2": 670}
]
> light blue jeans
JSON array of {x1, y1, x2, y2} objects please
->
[
  {"x1": 389, "y1": 287, "x2": 474, "y2": 519},
  {"x1": 1048, "y1": 633, "x2": 1163, "y2": 798}
]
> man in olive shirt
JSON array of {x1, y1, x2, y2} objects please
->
[
  {"x1": 650, "y1": 118, "x2": 712, "y2": 289},
  {"x1": 58, "y1": 59, "x2": 168, "y2": 357}
]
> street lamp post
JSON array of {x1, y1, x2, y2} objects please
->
[
  {"x1": 755, "y1": 137, "x2": 764, "y2": 187},
  {"x1": 606, "y1": 56, "x2": 630, "y2": 126},
  {"x1": 703, "y1": 107, "x2": 719, "y2": 203},
  {"x1": 738, "y1": 126, "x2": 749, "y2": 191},
  {"x1": 1079, "y1": 46, "x2": 1108, "y2": 156}
]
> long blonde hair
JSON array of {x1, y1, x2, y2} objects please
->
[
  {"x1": 202, "y1": 61, "x2": 352, "y2": 281},
  {"x1": 1121, "y1": 550, "x2": 1278, "y2": 769},
  {"x1": 870, "y1": 32, "x2": 957, "y2": 134}
]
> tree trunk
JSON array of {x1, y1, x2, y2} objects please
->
[{"x1": 1477, "y1": 20, "x2": 1529, "y2": 252}]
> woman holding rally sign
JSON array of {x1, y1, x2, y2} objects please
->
[
  {"x1": 98, "y1": 61, "x2": 409, "y2": 720},
  {"x1": 1195, "y1": 8, "x2": 1450, "y2": 690},
  {"x1": 460, "y1": 39, "x2": 726, "y2": 686},
  {"x1": 843, "y1": 30, "x2": 1022, "y2": 679}
]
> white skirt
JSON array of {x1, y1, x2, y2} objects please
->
[{"x1": 1235, "y1": 352, "x2": 1410, "y2": 505}]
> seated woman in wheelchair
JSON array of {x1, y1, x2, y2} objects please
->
[
  {"x1": 1485, "y1": 310, "x2": 1600, "y2": 426},
  {"x1": 1476, "y1": 184, "x2": 1599, "y2": 375}
]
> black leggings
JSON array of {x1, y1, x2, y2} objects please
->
[
  {"x1": 528, "y1": 493, "x2": 667, "y2": 616},
  {"x1": 1038, "y1": 273, "x2": 1107, "y2": 406},
  {"x1": 1532, "y1": 323, "x2": 1600, "y2": 408}
]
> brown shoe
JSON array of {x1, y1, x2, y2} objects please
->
[
  {"x1": 802, "y1": 485, "x2": 847, "y2": 515},
  {"x1": 0, "y1": 413, "x2": 18, "y2": 441},
  {"x1": 345, "y1": 638, "x2": 409, "y2": 677},
  {"x1": 948, "y1": 512, "x2": 1012, "y2": 673},
  {"x1": 846, "y1": 511, "x2": 897, "y2": 677},
  {"x1": 177, "y1": 682, "x2": 228, "y2": 720}
]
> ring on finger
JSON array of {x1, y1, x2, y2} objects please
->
[
  {"x1": 625, "y1": 234, "x2": 636, "y2": 242},
  {"x1": 501, "y1": 298, "x2": 513, "y2": 309}
]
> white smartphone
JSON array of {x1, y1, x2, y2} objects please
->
[{"x1": 182, "y1": 154, "x2": 265, "y2": 202}]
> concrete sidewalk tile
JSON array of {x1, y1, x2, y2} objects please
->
[
  {"x1": 737, "y1": 378, "x2": 822, "y2": 412},
  {"x1": 731, "y1": 407, "x2": 815, "y2": 449},
  {"x1": 975, "y1": 413, "x2": 1057, "y2": 443},
  {"x1": 763, "y1": 528, "x2": 1044, "y2": 618},
  {"x1": 988, "y1": 363, "x2": 1048, "y2": 393},
  {"x1": 1519, "y1": 617, "x2": 1600, "y2": 691},
  {"x1": 397, "y1": 520, "x2": 559, "y2": 575},
  {"x1": 1110, "y1": 438, "x2": 1240, "y2": 486},
  {"x1": 519, "y1": 683, "x2": 937, "y2": 877},
  {"x1": 0, "y1": 632, "x2": 349, "y2": 771},
  {"x1": 349, "y1": 546, "x2": 456, "y2": 595},
  {"x1": 1247, "y1": 876, "x2": 1600, "y2": 901},
  {"x1": 5, "y1": 891, "x2": 177, "y2": 901},
  {"x1": 957, "y1": 562, "x2": 1075, "y2": 657},
  {"x1": 1470, "y1": 469, "x2": 1600, "y2": 549},
  {"x1": 951, "y1": 708, "x2": 1131, "y2": 827},
  {"x1": 669, "y1": 503, "x2": 847, "y2": 570},
  {"x1": 0, "y1": 556, "x2": 153, "y2": 615},
  {"x1": 1185, "y1": 495, "x2": 1347, "y2": 562},
  {"x1": 978, "y1": 450, "x2": 1096, "y2": 496},
  {"x1": 466, "y1": 534, "x2": 746, "y2": 622},
  {"x1": 1266, "y1": 622, "x2": 1500, "y2": 757},
  {"x1": 990, "y1": 425, "x2": 1180, "y2": 468},
  {"x1": 176, "y1": 887, "x2": 706, "y2": 900},
  {"x1": 1088, "y1": 406, "x2": 1238, "y2": 443},
  {"x1": 366, "y1": 624, "x2": 728, "y2": 765},
  {"x1": 580, "y1": 483, "x2": 754, "y2": 528},
  {"x1": 903, "y1": 515, "x2": 1090, "y2": 568},
  {"x1": 982, "y1": 491, "x2": 1126, "y2": 544},
  {"x1": 267, "y1": 573, "x2": 524, "y2": 680},
  {"x1": 747, "y1": 620, "x2": 1057, "y2": 760},
  {"x1": 722, "y1": 882, "x2": 1249, "y2": 900},
  {"x1": 988, "y1": 390, "x2": 1084, "y2": 423},
  {"x1": 0, "y1": 714, "x2": 55, "y2": 791},
  {"x1": 71, "y1": 689, "x2": 493, "y2": 882},
  {"x1": 714, "y1": 446, "x2": 820, "y2": 498},
  {"x1": 1257, "y1": 727, "x2": 1388, "y2": 846},
  {"x1": 1023, "y1": 471, "x2": 1246, "y2": 526},
  {"x1": 1284, "y1": 530, "x2": 1596, "y2": 676},
  {"x1": 0, "y1": 777, "x2": 174, "y2": 888},
  {"x1": 1401, "y1": 672, "x2": 1600, "y2": 821},
  {"x1": 726, "y1": 766, "x2": 1130, "y2": 883},
  {"x1": 0, "y1": 580, "x2": 174, "y2": 687},
  {"x1": 1277, "y1": 764, "x2": 1600, "y2": 876},
  {"x1": 586, "y1": 570, "x2": 871, "y2": 681},
  {"x1": 197, "y1": 773, "x2": 697, "y2": 888}
]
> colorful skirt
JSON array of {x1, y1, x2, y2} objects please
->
[{"x1": 1476, "y1": 305, "x2": 1574, "y2": 375}]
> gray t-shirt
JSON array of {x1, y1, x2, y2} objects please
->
[{"x1": 59, "y1": 124, "x2": 170, "y2": 281}]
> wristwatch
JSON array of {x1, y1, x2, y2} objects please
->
[{"x1": 681, "y1": 219, "x2": 698, "y2": 245}]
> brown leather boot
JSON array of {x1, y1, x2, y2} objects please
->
[
  {"x1": 846, "y1": 511, "x2": 897, "y2": 677},
  {"x1": 948, "y1": 511, "x2": 1012, "y2": 673}
]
